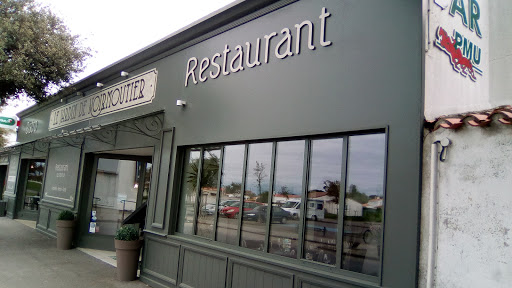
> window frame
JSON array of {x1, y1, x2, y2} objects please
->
[{"x1": 173, "y1": 129, "x2": 388, "y2": 282}]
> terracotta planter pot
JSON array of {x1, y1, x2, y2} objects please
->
[
  {"x1": 56, "y1": 220, "x2": 75, "y2": 250},
  {"x1": 115, "y1": 239, "x2": 142, "y2": 281}
]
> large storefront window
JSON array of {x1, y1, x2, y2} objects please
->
[{"x1": 176, "y1": 132, "x2": 386, "y2": 277}]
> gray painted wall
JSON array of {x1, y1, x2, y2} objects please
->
[{"x1": 145, "y1": 1, "x2": 422, "y2": 287}]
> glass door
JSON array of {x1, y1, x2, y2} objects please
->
[
  {"x1": 89, "y1": 158, "x2": 151, "y2": 236},
  {"x1": 23, "y1": 160, "x2": 45, "y2": 212}
]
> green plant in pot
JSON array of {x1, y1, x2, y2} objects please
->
[
  {"x1": 56, "y1": 210, "x2": 75, "y2": 250},
  {"x1": 114, "y1": 225, "x2": 142, "y2": 281}
]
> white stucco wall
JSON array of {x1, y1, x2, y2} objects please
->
[{"x1": 419, "y1": 125, "x2": 512, "y2": 287}]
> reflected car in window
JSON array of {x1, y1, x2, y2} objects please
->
[
  {"x1": 243, "y1": 206, "x2": 291, "y2": 224},
  {"x1": 220, "y1": 201, "x2": 262, "y2": 218},
  {"x1": 201, "y1": 200, "x2": 240, "y2": 215}
]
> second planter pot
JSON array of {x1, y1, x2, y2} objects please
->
[
  {"x1": 114, "y1": 239, "x2": 142, "y2": 281},
  {"x1": 56, "y1": 220, "x2": 75, "y2": 250}
]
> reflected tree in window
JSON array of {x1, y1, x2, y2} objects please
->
[
  {"x1": 253, "y1": 161, "x2": 267, "y2": 196},
  {"x1": 323, "y1": 180, "x2": 340, "y2": 204},
  {"x1": 241, "y1": 143, "x2": 272, "y2": 251},
  {"x1": 342, "y1": 134, "x2": 385, "y2": 277},
  {"x1": 196, "y1": 149, "x2": 221, "y2": 238},
  {"x1": 303, "y1": 138, "x2": 343, "y2": 265}
]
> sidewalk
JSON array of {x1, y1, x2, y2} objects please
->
[{"x1": 0, "y1": 217, "x2": 149, "y2": 288}]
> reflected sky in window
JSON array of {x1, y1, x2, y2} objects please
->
[{"x1": 346, "y1": 134, "x2": 386, "y2": 196}]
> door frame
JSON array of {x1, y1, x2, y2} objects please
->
[
  {"x1": 78, "y1": 152, "x2": 152, "y2": 251},
  {"x1": 15, "y1": 158, "x2": 46, "y2": 221}
]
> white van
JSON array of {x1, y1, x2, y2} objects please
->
[
  {"x1": 306, "y1": 199, "x2": 325, "y2": 221},
  {"x1": 281, "y1": 199, "x2": 325, "y2": 220},
  {"x1": 281, "y1": 200, "x2": 301, "y2": 219}
]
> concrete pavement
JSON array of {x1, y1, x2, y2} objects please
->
[{"x1": 0, "y1": 217, "x2": 149, "y2": 288}]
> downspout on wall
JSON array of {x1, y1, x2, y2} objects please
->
[{"x1": 426, "y1": 138, "x2": 450, "y2": 288}]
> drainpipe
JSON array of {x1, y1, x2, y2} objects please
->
[{"x1": 426, "y1": 138, "x2": 450, "y2": 288}]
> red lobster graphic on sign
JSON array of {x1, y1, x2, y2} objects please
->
[{"x1": 435, "y1": 26, "x2": 476, "y2": 81}]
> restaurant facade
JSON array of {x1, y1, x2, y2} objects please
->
[{"x1": 0, "y1": 1, "x2": 424, "y2": 287}]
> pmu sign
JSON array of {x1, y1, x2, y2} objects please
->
[{"x1": 434, "y1": 0, "x2": 483, "y2": 81}]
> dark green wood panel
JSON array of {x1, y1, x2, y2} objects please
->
[
  {"x1": 143, "y1": 236, "x2": 180, "y2": 285},
  {"x1": 150, "y1": 128, "x2": 174, "y2": 230},
  {"x1": 5, "y1": 154, "x2": 19, "y2": 195},
  {"x1": 5, "y1": 195, "x2": 16, "y2": 218},
  {"x1": 180, "y1": 247, "x2": 227, "y2": 288},
  {"x1": 38, "y1": 207, "x2": 50, "y2": 229},
  {"x1": 48, "y1": 209, "x2": 58, "y2": 234},
  {"x1": 230, "y1": 261, "x2": 293, "y2": 288}
]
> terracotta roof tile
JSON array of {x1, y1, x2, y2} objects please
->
[{"x1": 426, "y1": 105, "x2": 512, "y2": 131}]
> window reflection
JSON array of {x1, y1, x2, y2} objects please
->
[
  {"x1": 342, "y1": 134, "x2": 386, "y2": 276},
  {"x1": 177, "y1": 149, "x2": 200, "y2": 235},
  {"x1": 176, "y1": 132, "x2": 387, "y2": 277},
  {"x1": 142, "y1": 163, "x2": 152, "y2": 204},
  {"x1": 24, "y1": 160, "x2": 45, "y2": 211},
  {"x1": 217, "y1": 145, "x2": 244, "y2": 245},
  {"x1": 240, "y1": 143, "x2": 272, "y2": 251},
  {"x1": 303, "y1": 138, "x2": 343, "y2": 265},
  {"x1": 92, "y1": 158, "x2": 148, "y2": 236},
  {"x1": 269, "y1": 140, "x2": 304, "y2": 258},
  {"x1": 196, "y1": 148, "x2": 221, "y2": 238}
]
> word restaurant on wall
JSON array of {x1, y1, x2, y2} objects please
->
[{"x1": 185, "y1": 7, "x2": 333, "y2": 87}]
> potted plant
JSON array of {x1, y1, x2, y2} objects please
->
[
  {"x1": 56, "y1": 210, "x2": 75, "y2": 250},
  {"x1": 114, "y1": 225, "x2": 142, "y2": 281}
]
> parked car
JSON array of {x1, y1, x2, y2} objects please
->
[
  {"x1": 201, "y1": 200, "x2": 240, "y2": 215},
  {"x1": 220, "y1": 201, "x2": 262, "y2": 218},
  {"x1": 243, "y1": 206, "x2": 291, "y2": 224},
  {"x1": 218, "y1": 200, "x2": 239, "y2": 210}
]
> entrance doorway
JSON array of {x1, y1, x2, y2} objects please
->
[
  {"x1": 0, "y1": 165, "x2": 7, "y2": 199},
  {"x1": 80, "y1": 149, "x2": 152, "y2": 250},
  {"x1": 17, "y1": 159, "x2": 46, "y2": 220}
]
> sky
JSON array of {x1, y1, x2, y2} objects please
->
[{"x1": 3, "y1": 0, "x2": 236, "y2": 142}]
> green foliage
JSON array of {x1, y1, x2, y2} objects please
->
[
  {"x1": 256, "y1": 191, "x2": 269, "y2": 203},
  {"x1": 186, "y1": 151, "x2": 220, "y2": 192},
  {"x1": 0, "y1": 129, "x2": 12, "y2": 147},
  {"x1": 0, "y1": 108, "x2": 14, "y2": 147},
  {"x1": 26, "y1": 180, "x2": 42, "y2": 192},
  {"x1": 323, "y1": 180, "x2": 340, "y2": 204},
  {"x1": 57, "y1": 210, "x2": 74, "y2": 221},
  {"x1": 345, "y1": 208, "x2": 383, "y2": 223},
  {"x1": 224, "y1": 182, "x2": 241, "y2": 195},
  {"x1": 115, "y1": 225, "x2": 139, "y2": 241},
  {"x1": 362, "y1": 208, "x2": 382, "y2": 222},
  {"x1": 0, "y1": 0, "x2": 91, "y2": 104},
  {"x1": 347, "y1": 184, "x2": 369, "y2": 204}
]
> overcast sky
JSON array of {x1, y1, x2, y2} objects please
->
[{"x1": 3, "y1": 0, "x2": 235, "y2": 143}]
